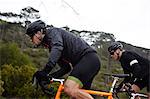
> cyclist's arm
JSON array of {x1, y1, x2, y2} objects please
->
[
  {"x1": 127, "y1": 56, "x2": 142, "y2": 79},
  {"x1": 50, "y1": 61, "x2": 72, "y2": 78},
  {"x1": 43, "y1": 29, "x2": 64, "y2": 73},
  {"x1": 122, "y1": 52, "x2": 143, "y2": 79}
]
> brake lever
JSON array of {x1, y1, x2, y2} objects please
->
[{"x1": 32, "y1": 77, "x2": 39, "y2": 89}]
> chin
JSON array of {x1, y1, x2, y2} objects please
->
[
  {"x1": 35, "y1": 41, "x2": 41, "y2": 45},
  {"x1": 34, "y1": 43, "x2": 41, "y2": 47},
  {"x1": 113, "y1": 58, "x2": 118, "y2": 61}
]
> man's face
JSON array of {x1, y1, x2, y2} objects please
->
[
  {"x1": 32, "y1": 31, "x2": 42, "y2": 45},
  {"x1": 110, "y1": 49, "x2": 120, "y2": 60}
]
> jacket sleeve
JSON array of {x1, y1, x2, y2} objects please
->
[
  {"x1": 43, "y1": 29, "x2": 64, "y2": 73},
  {"x1": 50, "y1": 60, "x2": 72, "y2": 78},
  {"x1": 127, "y1": 54, "x2": 142, "y2": 79},
  {"x1": 130, "y1": 61, "x2": 143, "y2": 80}
]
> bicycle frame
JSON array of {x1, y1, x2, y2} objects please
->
[
  {"x1": 123, "y1": 83, "x2": 149, "y2": 99},
  {"x1": 130, "y1": 93, "x2": 148, "y2": 99},
  {"x1": 51, "y1": 77, "x2": 119, "y2": 99},
  {"x1": 121, "y1": 90, "x2": 149, "y2": 99}
]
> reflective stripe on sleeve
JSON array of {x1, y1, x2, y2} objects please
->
[{"x1": 130, "y1": 59, "x2": 138, "y2": 66}]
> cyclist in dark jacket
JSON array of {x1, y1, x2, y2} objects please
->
[
  {"x1": 26, "y1": 20, "x2": 101, "y2": 99},
  {"x1": 108, "y1": 41, "x2": 150, "y2": 97}
]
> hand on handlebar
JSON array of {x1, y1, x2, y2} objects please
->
[
  {"x1": 32, "y1": 70, "x2": 51, "y2": 83},
  {"x1": 32, "y1": 70, "x2": 54, "y2": 95},
  {"x1": 123, "y1": 83, "x2": 135, "y2": 93},
  {"x1": 115, "y1": 82, "x2": 125, "y2": 93}
]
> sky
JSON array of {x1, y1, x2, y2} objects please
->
[{"x1": 0, "y1": 0, "x2": 150, "y2": 49}]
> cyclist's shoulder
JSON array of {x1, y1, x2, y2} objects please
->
[
  {"x1": 45, "y1": 27, "x2": 65, "y2": 39},
  {"x1": 123, "y1": 50, "x2": 139, "y2": 57},
  {"x1": 120, "y1": 51, "x2": 138, "y2": 62},
  {"x1": 122, "y1": 50, "x2": 132, "y2": 57},
  {"x1": 47, "y1": 27, "x2": 61, "y2": 33}
]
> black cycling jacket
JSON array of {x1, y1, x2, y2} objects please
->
[
  {"x1": 41, "y1": 27, "x2": 96, "y2": 76},
  {"x1": 119, "y1": 51, "x2": 150, "y2": 83}
]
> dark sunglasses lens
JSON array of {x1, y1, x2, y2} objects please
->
[{"x1": 110, "y1": 52, "x2": 114, "y2": 55}]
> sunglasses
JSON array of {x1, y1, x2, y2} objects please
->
[{"x1": 110, "y1": 51, "x2": 115, "y2": 55}]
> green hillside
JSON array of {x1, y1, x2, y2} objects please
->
[{"x1": 0, "y1": 19, "x2": 149, "y2": 98}]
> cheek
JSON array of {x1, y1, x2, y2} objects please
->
[
  {"x1": 32, "y1": 36, "x2": 39, "y2": 44},
  {"x1": 114, "y1": 54, "x2": 118, "y2": 60},
  {"x1": 111, "y1": 54, "x2": 118, "y2": 60},
  {"x1": 32, "y1": 36, "x2": 36, "y2": 43},
  {"x1": 111, "y1": 55, "x2": 115, "y2": 59}
]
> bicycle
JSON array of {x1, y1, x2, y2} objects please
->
[
  {"x1": 120, "y1": 83, "x2": 149, "y2": 99},
  {"x1": 33, "y1": 73, "x2": 130, "y2": 99}
]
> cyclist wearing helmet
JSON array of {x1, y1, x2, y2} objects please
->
[
  {"x1": 108, "y1": 41, "x2": 150, "y2": 97},
  {"x1": 26, "y1": 20, "x2": 101, "y2": 99}
]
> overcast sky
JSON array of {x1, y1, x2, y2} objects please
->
[{"x1": 0, "y1": 0, "x2": 150, "y2": 49}]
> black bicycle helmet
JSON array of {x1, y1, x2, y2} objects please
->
[
  {"x1": 26, "y1": 20, "x2": 46, "y2": 38},
  {"x1": 108, "y1": 41, "x2": 123, "y2": 53}
]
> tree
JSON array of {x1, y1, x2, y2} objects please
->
[
  {"x1": 0, "y1": 43, "x2": 32, "y2": 67},
  {"x1": 20, "y1": 6, "x2": 40, "y2": 27},
  {"x1": 0, "y1": 6, "x2": 40, "y2": 25},
  {"x1": 1, "y1": 64, "x2": 37, "y2": 97},
  {"x1": 0, "y1": 12, "x2": 22, "y2": 19}
]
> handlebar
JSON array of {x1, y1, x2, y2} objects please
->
[
  {"x1": 119, "y1": 83, "x2": 148, "y2": 98},
  {"x1": 104, "y1": 73, "x2": 130, "y2": 78},
  {"x1": 115, "y1": 83, "x2": 137, "y2": 98},
  {"x1": 51, "y1": 78, "x2": 65, "y2": 84}
]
